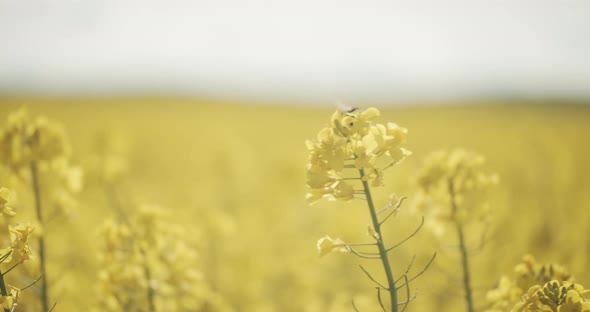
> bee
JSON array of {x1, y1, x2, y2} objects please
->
[
  {"x1": 335, "y1": 100, "x2": 358, "y2": 114},
  {"x1": 332, "y1": 100, "x2": 359, "y2": 136}
]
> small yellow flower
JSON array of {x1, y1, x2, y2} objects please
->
[
  {"x1": 0, "y1": 187, "x2": 16, "y2": 217},
  {"x1": 8, "y1": 223, "x2": 36, "y2": 263},
  {"x1": 0, "y1": 295, "x2": 13, "y2": 310},
  {"x1": 316, "y1": 236, "x2": 349, "y2": 257}
]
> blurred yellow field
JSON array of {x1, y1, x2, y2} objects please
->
[{"x1": 0, "y1": 97, "x2": 589, "y2": 311}]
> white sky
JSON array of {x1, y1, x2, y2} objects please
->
[{"x1": 0, "y1": 0, "x2": 589, "y2": 101}]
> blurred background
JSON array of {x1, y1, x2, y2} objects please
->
[{"x1": 0, "y1": 1, "x2": 589, "y2": 311}]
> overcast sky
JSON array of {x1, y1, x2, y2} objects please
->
[{"x1": 0, "y1": 0, "x2": 589, "y2": 101}]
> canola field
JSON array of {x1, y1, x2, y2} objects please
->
[{"x1": 0, "y1": 97, "x2": 589, "y2": 312}]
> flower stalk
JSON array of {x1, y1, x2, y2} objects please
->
[
  {"x1": 360, "y1": 168, "x2": 398, "y2": 312},
  {"x1": 0, "y1": 271, "x2": 10, "y2": 312},
  {"x1": 30, "y1": 162, "x2": 49, "y2": 312},
  {"x1": 449, "y1": 179, "x2": 474, "y2": 312}
]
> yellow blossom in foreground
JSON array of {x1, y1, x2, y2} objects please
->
[
  {"x1": 316, "y1": 236, "x2": 350, "y2": 257},
  {"x1": 486, "y1": 255, "x2": 575, "y2": 312},
  {"x1": 8, "y1": 224, "x2": 36, "y2": 263},
  {"x1": 511, "y1": 280, "x2": 590, "y2": 312},
  {"x1": 306, "y1": 107, "x2": 410, "y2": 203},
  {"x1": 0, "y1": 295, "x2": 13, "y2": 311}
]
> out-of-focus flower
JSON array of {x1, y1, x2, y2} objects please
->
[
  {"x1": 96, "y1": 205, "x2": 232, "y2": 311},
  {"x1": 0, "y1": 187, "x2": 16, "y2": 217},
  {"x1": 0, "y1": 109, "x2": 70, "y2": 172},
  {"x1": 316, "y1": 236, "x2": 350, "y2": 257},
  {"x1": 305, "y1": 107, "x2": 410, "y2": 204},
  {"x1": 414, "y1": 149, "x2": 497, "y2": 235}
]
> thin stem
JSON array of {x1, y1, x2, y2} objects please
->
[
  {"x1": 359, "y1": 265, "x2": 387, "y2": 289},
  {"x1": 449, "y1": 180, "x2": 474, "y2": 312},
  {"x1": 21, "y1": 275, "x2": 43, "y2": 291},
  {"x1": 2, "y1": 261, "x2": 21, "y2": 276},
  {"x1": 385, "y1": 217, "x2": 424, "y2": 252},
  {"x1": 348, "y1": 248, "x2": 381, "y2": 259},
  {"x1": 140, "y1": 248, "x2": 156, "y2": 312},
  {"x1": 352, "y1": 300, "x2": 361, "y2": 312},
  {"x1": 359, "y1": 168, "x2": 398, "y2": 312},
  {"x1": 31, "y1": 162, "x2": 49, "y2": 312},
  {"x1": 104, "y1": 183, "x2": 156, "y2": 312},
  {"x1": 395, "y1": 252, "x2": 437, "y2": 289},
  {"x1": 0, "y1": 271, "x2": 11, "y2": 312}
]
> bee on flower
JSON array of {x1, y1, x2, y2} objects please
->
[{"x1": 305, "y1": 107, "x2": 411, "y2": 204}]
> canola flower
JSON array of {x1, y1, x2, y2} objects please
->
[
  {"x1": 415, "y1": 148, "x2": 498, "y2": 312},
  {"x1": 512, "y1": 280, "x2": 590, "y2": 312},
  {"x1": 306, "y1": 107, "x2": 410, "y2": 203},
  {"x1": 0, "y1": 188, "x2": 16, "y2": 218},
  {"x1": 95, "y1": 205, "x2": 231, "y2": 312},
  {"x1": 307, "y1": 107, "x2": 432, "y2": 312},
  {"x1": 486, "y1": 255, "x2": 575, "y2": 312},
  {"x1": 0, "y1": 187, "x2": 39, "y2": 312},
  {"x1": 0, "y1": 108, "x2": 81, "y2": 311}
]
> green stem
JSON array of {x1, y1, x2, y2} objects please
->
[
  {"x1": 359, "y1": 168, "x2": 398, "y2": 312},
  {"x1": 449, "y1": 181, "x2": 474, "y2": 312},
  {"x1": 104, "y1": 184, "x2": 156, "y2": 312},
  {"x1": 31, "y1": 162, "x2": 49, "y2": 312},
  {"x1": 139, "y1": 248, "x2": 156, "y2": 312},
  {"x1": 0, "y1": 272, "x2": 11, "y2": 312}
]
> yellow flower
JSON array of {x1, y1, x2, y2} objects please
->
[
  {"x1": 487, "y1": 255, "x2": 575, "y2": 312},
  {"x1": 414, "y1": 148, "x2": 497, "y2": 234},
  {"x1": 559, "y1": 289, "x2": 590, "y2": 312},
  {"x1": 330, "y1": 107, "x2": 379, "y2": 137},
  {"x1": 331, "y1": 181, "x2": 355, "y2": 201},
  {"x1": 510, "y1": 281, "x2": 590, "y2": 312},
  {"x1": 0, "y1": 187, "x2": 16, "y2": 217},
  {"x1": 8, "y1": 223, "x2": 36, "y2": 263},
  {"x1": 305, "y1": 107, "x2": 410, "y2": 204},
  {"x1": 316, "y1": 236, "x2": 350, "y2": 257},
  {"x1": 0, "y1": 295, "x2": 13, "y2": 310},
  {"x1": 0, "y1": 108, "x2": 70, "y2": 172}
]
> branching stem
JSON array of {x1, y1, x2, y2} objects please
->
[{"x1": 359, "y1": 168, "x2": 398, "y2": 312}]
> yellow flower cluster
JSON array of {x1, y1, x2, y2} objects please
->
[
  {"x1": 305, "y1": 107, "x2": 410, "y2": 203},
  {"x1": 486, "y1": 255, "x2": 575, "y2": 312},
  {"x1": 512, "y1": 280, "x2": 590, "y2": 312},
  {"x1": 0, "y1": 109, "x2": 82, "y2": 217},
  {"x1": 0, "y1": 188, "x2": 36, "y2": 265},
  {"x1": 0, "y1": 187, "x2": 36, "y2": 311},
  {"x1": 95, "y1": 205, "x2": 231, "y2": 311},
  {"x1": 414, "y1": 149, "x2": 498, "y2": 235},
  {"x1": 0, "y1": 109, "x2": 70, "y2": 172}
]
